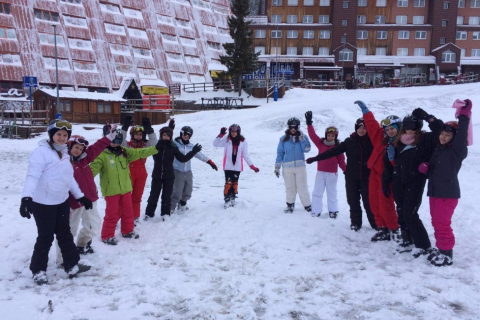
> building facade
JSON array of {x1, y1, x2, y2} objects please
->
[
  {"x1": 248, "y1": 0, "x2": 480, "y2": 88},
  {"x1": 0, "y1": 0, "x2": 231, "y2": 100}
]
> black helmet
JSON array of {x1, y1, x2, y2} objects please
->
[
  {"x1": 402, "y1": 115, "x2": 423, "y2": 131},
  {"x1": 111, "y1": 129, "x2": 123, "y2": 144},
  {"x1": 287, "y1": 117, "x2": 301, "y2": 127},
  {"x1": 229, "y1": 124, "x2": 241, "y2": 134},
  {"x1": 355, "y1": 118, "x2": 365, "y2": 131},
  {"x1": 180, "y1": 126, "x2": 193, "y2": 137}
]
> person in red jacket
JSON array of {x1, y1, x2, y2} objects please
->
[
  {"x1": 355, "y1": 101, "x2": 402, "y2": 242},
  {"x1": 305, "y1": 111, "x2": 346, "y2": 218}
]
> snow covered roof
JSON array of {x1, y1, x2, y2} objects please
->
[
  {"x1": 208, "y1": 62, "x2": 227, "y2": 71},
  {"x1": 138, "y1": 79, "x2": 167, "y2": 87},
  {"x1": 38, "y1": 88, "x2": 126, "y2": 102},
  {"x1": 431, "y1": 42, "x2": 461, "y2": 53},
  {"x1": 114, "y1": 78, "x2": 135, "y2": 98},
  {"x1": 357, "y1": 55, "x2": 435, "y2": 65},
  {"x1": 461, "y1": 57, "x2": 480, "y2": 65}
]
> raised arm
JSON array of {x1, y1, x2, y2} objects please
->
[{"x1": 306, "y1": 140, "x2": 347, "y2": 163}]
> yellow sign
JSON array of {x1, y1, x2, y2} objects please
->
[
  {"x1": 142, "y1": 86, "x2": 168, "y2": 95},
  {"x1": 210, "y1": 70, "x2": 231, "y2": 79}
]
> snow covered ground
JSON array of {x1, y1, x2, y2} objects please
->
[{"x1": 1, "y1": 84, "x2": 479, "y2": 320}]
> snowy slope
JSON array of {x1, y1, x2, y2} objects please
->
[{"x1": 0, "y1": 84, "x2": 479, "y2": 320}]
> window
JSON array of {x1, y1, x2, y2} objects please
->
[
  {"x1": 396, "y1": 15, "x2": 407, "y2": 24},
  {"x1": 341, "y1": 35, "x2": 347, "y2": 43},
  {"x1": 133, "y1": 47, "x2": 152, "y2": 58},
  {"x1": 397, "y1": 48, "x2": 408, "y2": 56},
  {"x1": 68, "y1": 38, "x2": 92, "y2": 50},
  {"x1": 218, "y1": 27, "x2": 229, "y2": 35},
  {"x1": 415, "y1": 31, "x2": 427, "y2": 39},
  {"x1": 375, "y1": 15, "x2": 386, "y2": 24},
  {"x1": 165, "y1": 52, "x2": 182, "y2": 60},
  {"x1": 358, "y1": 0, "x2": 367, "y2": 6},
  {"x1": 303, "y1": 15, "x2": 313, "y2": 23},
  {"x1": 39, "y1": 33, "x2": 65, "y2": 46},
  {"x1": 73, "y1": 61, "x2": 97, "y2": 72},
  {"x1": 115, "y1": 64, "x2": 135, "y2": 75},
  {"x1": 357, "y1": 15, "x2": 366, "y2": 23},
  {"x1": 60, "y1": 0, "x2": 83, "y2": 4},
  {"x1": 271, "y1": 15, "x2": 282, "y2": 23},
  {"x1": 319, "y1": 30, "x2": 330, "y2": 39},
  {"x1": 377, "y1": 0, "x2": 387, "y2": 6},
  {"x1": 162, "y1": 33, "x2": 178, "y2": 42},
  {"x1": 473, "y1": 0, "x2": 480, "y2": 7},
  {"x1": 440, "y1": 37, "x2": 446, "y2": 44},
  {"x1": 97, "y1": 102, "x2": 112, "y2": 114},
  {"x1": 180, "y1": 37, "x2": 195, "y2": 46},
  {"x1": 442, "y1": 50, "x2": 456, "y2": 62},
  {"x1": 414, "y1": 0, "x2": 425, "y2": 6},
  {"x1": 287, "y1": 30, "x2": 298, "y2": 38},
  {"x1": 271, "y1": 30, "x2": 282, "y2": 38},
  {"x1": 0, "y1": 27, "x2": 16, "y2": 40},
  {"x1": 124, "y1": 8, "x2": 142, "y2": 19},
  {"x1": 105, "y1": 23, "x2": 126, "y2": 35},
  {"x1": 304, "y1": 0, "x2": 314, "y2": 5},
  {"x1": 442, "y1": 20, "x2": 448, "y2": 26},
  {"x1": 0, "y1": 53, "x2": 22, "y2": 66},
  {"x1": 288, "y1": 0, "x2": 298, "y2": 5},
  {"x1": 398, "y1": 31, "x2": 410, "y2": 39},
  {"x1": 129, "y1": 28, "x2": 147, "y2": 39},
  {"x1": 457, "y1": 16, "x2": 464, "y2": 25},
  {"x1": 456, "y1": 31, "x2": 467, "y2": 39},
  {"x1": 157, "y1": 15, "x2": 175, "y2": 25},
  {"x1": 287, "y1": 15, "x2": 298, "y2": 23},
  {"x1": 357, "y1": 47, "x2": 367, "y2": 55},
  {"x1": 270, "y1": 46, "x2": 281, "y2": 55},
  {"x1": 138, "y1": 68, "x2": 157, "y2": 79},
  {"x1": 469, "y1": 17, "x2": 480, "y2": 25},
  {"x1": 255, "y1": 30, "x2": 266, "y2": 38},
  {"x1": 58, "y1": 101, "x2": 72, "y2": 112},
  {"x1": 375, "y1": 47, "x2": 386, "y2": 55},
  {"x1": 474, "y1": 31, "x2": 480, "y2": 39},
  {"x1": 377, "y1": 31, "x2": 387, "y2": 39},
  {"x1": 287, "y1": 47, "x2": 297, "y2": 55},
  {"x1": 472, "y1": 49, "x2": 480, "y2": 56},
  {"x1": 342, "y1": 20, "x2": 348, "y2": 26},
  {"x1": 443, "y1": 1, "x2": 450, "y2": 8},
  {"x1": 207, "y1": 41, "x2": 222, "y2": 50},
  {"x1": 304, "y1": 30, "x2": 314, "y2": 38},
  {"x1": 339, "y1": 48, "x2": 353, "y2": 61},
  {"x1": 272, "y1": 0, "x2": 282, "y2": 6},
  {"x1": 343, "y1": 1, "x2": 349, "y2": 8},
  {"x1": 318, "y1": 47, "x2": 329, "y2": 55},
  {"x1": 185, "y1": 55, "x2": 201, "y2": 65},
  {"x1": 0, "y1": 3, "x2": 11, "y2": 14},
  {"x1": 398, "y1": 0, "x2": 408, "y2": 7},
  {"x1": 255, "y1": 46, "x2": 265, "y2": 55},
  {"x1": 459, "y1": 0, "x2": 465, "y2": 7},
  {"x1": 203, "y1": 25, "x2": 217, "y2": 34},
  {"x1": 110, "y1": 43, "x2": 131, "y2": 55},
  {"x1": 64, "y1": 15, "x2": 88, "y2": 28},
  {"x1": 170, "y1": 71, "x2": 188, "y2": 82},
  {"x1": 34, "y1": 9, "x2": 60, "y2": 22},
  {"x1": 413, "y1": 16, "x2": 424, "y2": 24},
  {"x1": 319, "y1": 15, "x2": 329, "y2": 23},
  {"x1": 319, "y1": 0, "x2": 330, "y2": 5},
  {"x1": 357, "y1": 30, "x2": 368, "y2": 39},
  {"x1": 176, "y1": 19, "x2": 190, "y2": 28},
  {"x1": 303, "y1": 47, "x2": 313, "y2": 55},
  {"x1": 414, "y1": 48, "x2": 425, "y2": 56},
  {"x1": 100, "y1": 3, "x2": 120, "y2": 13}
]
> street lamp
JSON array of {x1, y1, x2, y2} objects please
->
[
  {"x1": 341, "y1": 33, "x2": 347, "y2": 89},
  {"x1": 52, "y1": 24, "x2": 60, "y2": 118}
]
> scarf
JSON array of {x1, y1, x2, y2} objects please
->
[
  {"x1": 323, "y1": 139, "x2": 335, "y2": 146},
  {"x1": 400, "y1": 133, "x2": 416, "y2": 145}
]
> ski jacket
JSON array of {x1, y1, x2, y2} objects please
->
[
  {"x1": 68, "y1": 136, "x2": 111, "y2": 209},
  {"x1": 307, "y1": 125, "x2": 345, "y2": 173},
  {"x1": 314, "y1": 133, "x2": 373, "y2": 180},
  {"x1": 120, "y1": 130, "x2": 158, "y2": 171},
  {"x1": 427, "y1": 115, "x2": 469, "y2": 198},
  {"x1": 383, "y1": 118, "x2": 444, "y2": 184},
  {"x1": 90, "y1": 146, "x2": 158, "y2": 197},
  {"x1": 151, "y1": 140, "x2": 197, "y2": 180},
  {"x1": 213, "y1": 135, "x2": 253, "y2": 171},
  {"x1": 173, "y1": 137, "x2": 210, "y2": 172},
  {"x1": 275, "y1": 130, "x2": 311, "y2": 168},
  {"x1": 22, "y1": 139, "x2": 84, "y2": 205},
  {"x1": 363, "y1": 111, "x2": 392, "y2": 174}
]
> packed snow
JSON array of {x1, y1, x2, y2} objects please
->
[{"x1": 1, "y1": 84, "x2": 479, "y2": 319}]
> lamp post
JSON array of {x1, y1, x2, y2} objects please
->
[
  {"x1": 341, "y1": 33, "x2": 347, "y2": 89},
  {"x1": 52, "y1": 24, "x2": 60, "y2": 119},
  {"x1": 274, "y1": 23, "x2": 279, "y2": 101}
]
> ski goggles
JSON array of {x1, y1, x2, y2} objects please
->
[
  {"x1": 70, "y1": 136, "x2": 89, "y2": 147},
  {"x1": 132, "y1": 126, "x2": 144, "y2": 133},
  {"x1": 181, "y1": 130, "x2": 192, "y2": 137},
  {"x1": 326, "y1": 127, "x2": 338, "y2": 134},
  {"x1": 229, "y1": 126, "x2": 240, "y2": 132},
  {"x1": 402, "y1": 121, "x2": 417, "y2": 131},
  {"x1": 380, "y1": 119, "x2": 394, "y2": 127},
  {"x1": 47, "y1": 119, "x2": 72, "y2": 131},
  {"x1": 289, "y1": 125, "x2": 299, "y2": 130},
  {"x1": 443, "y1": 123, "x2": 458, "y2": 133}
]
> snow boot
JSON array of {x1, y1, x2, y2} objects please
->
[
  {"x1": 371, "y1": 228, "x2": 391, "y2": 242},
  {"x1": 78, "y1": 240, "x2": 94, "y2": 255},
  {"x1": 329, "y1": 211, "x2": 338, "y2": 219},
  {"x1": 102, "y1": 237, "x2": 118, "y2": 245},
  {"x1": 304, "y1": 206, "x2": 312, "y2": 213},
  {"x1": 161, "y1": 214, "x2": 170, "y2": 222},
  {"x1": 412, "y1": 247, "x2": 435, "y2": 258},
  {"x1": 284, "y1": 203, "x2": 295, "y2": 213},
  {"x1": 177, "y1": 200, "x2": 189, "y2": 212},
  {"x1": 431, "y1": 249, "x2": 453, "y2": 267},
  {"x1": 66, "y1": 263, "x2": 91, "y2": 279},
  {"x1": 350, "y1": 224, "x2": 361, "y2": 232},
  {"x1": 224, "y1": 195, "x2": 231, "y2": 209},
  {"x1": 134, "y1": 217, "x2": 140, "y2": 227},
  {"x1": 33, "y1": 271, "x2": 48, "y2": 285},
  {"x1": 122, "y1": 231, "x2": 140, "y2": 239},
  {"x1": 311, "y1": 212, "x2": 321, "y2": 217},
  {"x1": 389, "y1": 228, "x2": 402, "y2": 243},
  {"x1": 427, "y1": 248, "x2": 440, "y2": 261},
  {"x1": 143, "y1": 215, "x2": 153, "y2": 222}
]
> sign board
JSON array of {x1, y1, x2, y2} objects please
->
[
  {"x1": 169, "y1": 83, "x2": 181, "y2": 95},
  {"x1": 141, "y1": 86, "x2": 168, "y2": 95},
  {"x1": 23, "y1": 76, "x2": 38, "y2": 88}
]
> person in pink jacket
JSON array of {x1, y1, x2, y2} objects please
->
[
  {"x1": 213, "y1": 124, "x2": 259, "y2": 208},
  {"x1": 305, "y1": 111, "x2": 346, "y2": 218}
]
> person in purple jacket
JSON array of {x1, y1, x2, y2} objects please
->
[{"x1": 55, "y1": 126, "x2": 117, "y2": 266}]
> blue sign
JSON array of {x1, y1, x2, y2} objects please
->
[
  {"x1": 274, "y1": 82, "x2": 278, "y2": 101},
  {"x1": 23, "y1": 76, "x2": 38, "y2": 88}
]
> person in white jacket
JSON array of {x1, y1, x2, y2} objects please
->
[
  {"x1": 213, "y1": 124, "x2": 259, "y2": 208},
  {"x1": 20, "y1": 119, "x2": 92, "y2": 285}
]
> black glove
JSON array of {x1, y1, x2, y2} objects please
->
[
  {"x1": 77, "y1": 197, "x2": 93, "y2": 210},
  {"x1": 220, "y1": 127, "x2": 227, "y2": 135},
  {"x1": 305, "y1": 111, "x2": 313, "y2": 125},
  {"x1": 122, "y1": 115, "x2": 133, "y2": 131},
  {"x1": 168, "y1": 118, "x2": 175, "y2": 130},
  {"x1": 382, "y1": 181, "x2": 391, "y2": 198},
  {"x1": 412, "y1": 108, "x2": 430, "y2": 121},
  {"x1": 19, "y1": 197, "x2": 33, "y2": 219},
  {"x1": 142, "y1": 117, "x2": 153, "y2": 134},
  {"x1": 155, "y1": 140, "x2": 167, "y2": 151},
  {"x1": 306, "y1": 156, "x2": 318, "y2": 164},
  {"x1": 192, "y1": 143, "x2": 202, "y2": 153}
]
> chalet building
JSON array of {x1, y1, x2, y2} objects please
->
[
  {"x1": 248, "y1": 0, "x2": 480, "y2": 87},
  {"x1": 0, "y1": 0, "x2": 230, "y2": 101}
]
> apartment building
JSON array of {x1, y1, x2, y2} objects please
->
[
  {"x1": 248, "y1": 0, "x2": 480, "y2": 87},
  {"x1": 0, "y1": 0, "x2": 230, "y2": 100}
]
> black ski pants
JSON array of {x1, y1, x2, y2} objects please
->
[
  {"x1": 224, "y1": 170, "x2": 241, "y2": 199},
  {"x1": 30, "y1": 200, "x2": 79, "y2": 274},
  {"x1": 392, "y1": 176, "x2": 431, "y2": 250},
  {"x1": 345, "y1": 177, "x2": 377, "y2": 229},
  {"x1": 145, "y1": 177, "x2": 175, "y2": 217}
]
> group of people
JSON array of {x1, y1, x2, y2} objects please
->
[{"x1": 275, "y1": 99, "x2": 472, "y2": 268}]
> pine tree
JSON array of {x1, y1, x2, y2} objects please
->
[{"x1": 220, "y1": 0, "x2": 260, "y2": 96}]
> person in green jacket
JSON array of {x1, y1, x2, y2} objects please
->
[{"x1": 90, "y1": 130, "x2": 158, "y2": 245}]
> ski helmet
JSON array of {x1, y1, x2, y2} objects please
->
[
  {"x1": 287, "y1": 117, "x2": 301, "y2": 129},
  {"x1": 68, "y1": 135, "x2": 89, "y2": 152},
  {"x1": 229, "y1": 124, "x2": 241, "y2": 134},
  {"x1": 130, "y1": 125, "x2": 145, "y2": 139},
  {"x1": 443, "y1": 121, "x2": 458, "y2": 134},
  {"x1": 180, "y1": 126, "x2": 193, "y2": 137},
  {"x1": 402, "y1": 115, "x2": 423, "y2": 131},
  {"x1": 380, "y1": 115, "x2": 402, "y2": 130},
  {"x1": 47, "y1": 119, "x2": 72, "y2": 140},
  {"x1": 111, "y1": 129, "x2": 124, "y2": 144},
  {"x1": 159, "y1": 126, "x2": 173, "y2": 139},
  {"x1": 355, "y1": 118, "x2": 365, "y2": 131},
  {"x1": 325, "y1": 126, "x2": 339, "y2": 136}
]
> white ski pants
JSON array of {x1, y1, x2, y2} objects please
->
[
  {"x1": 282, "y1": 166, "x2": 311, "y2": 207},
  {"x1": 55, "y1": 201, "x2": 102, "y2": 264},
  {"x1": 311, "y1": 171, "x2": 339, "y2": 215}
]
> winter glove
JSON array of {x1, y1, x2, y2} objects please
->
[
  {"x1": 76, "y1": 197, "x2": 93, "y2": 210},
  {"x1": 142, "y1": 117, "x2": 153, "y2": 134},
  {"x1": 382, "y1": 181, "x2": 391, "y2": 198},
  {"x1": 168, "y1": 118, "x2": 175, "y2": 130},
  {"x1": 386, "y1": 145, "x2": 395, "y2": 161},
  {"x1": 274, "y1": 164, "x2": 281, "y2": 178},
  {"x1": 459, "y1": 99, "x2": 472, "y2": 118},
  {"x1": 19, "y1": 197, "x2": 33, "y2": 219},
  {"x1": 122, "y1": 115, "x2": 133, "y2": 131},
  {"x1": 354, "y1": 100, "x2": 369, "y2": 115},
  {"x1": 305, "y1": 111, "x2": 313, "y2": 126},
  {"x1": 155, "y1": 140, "x2": 167, "y2": 151},
  {"x1": 106, "y1": 125, "x2": 118, "y2": 141},
  {"x1": 192, "y1": 143, "x2": 202, "y2": 154},
  {"x1": 207, "y1": 159, "x2": 218, "y2": 171},
  {"x1": 412, "y1": 108, "x2": 434, "y2": 122},
  {"x1": 418, "y1": 162, "x2": 429, "y2": 175},
  {"x1": 250, "y1": 165, "x2": 259, "y2": 173},
  {"x1": 306, "y1": 156, "x2": 318, "y2": 164},
  {"x1": 219, "y1": 127, "x2": 227, "y2": 137}
]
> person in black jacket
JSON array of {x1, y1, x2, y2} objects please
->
[
  {"x1": 307, "y1": 118, "x2": 376, "y2": 231},
  {"x1": 144, "y1": 124, "x2": 201, "y2": 221},
  {"x1": 423, "y1": 100, "x2": 471, "y2": 267},
  {"x1": 382, "y1": 108, "x2": 444, "y2": 257}
]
